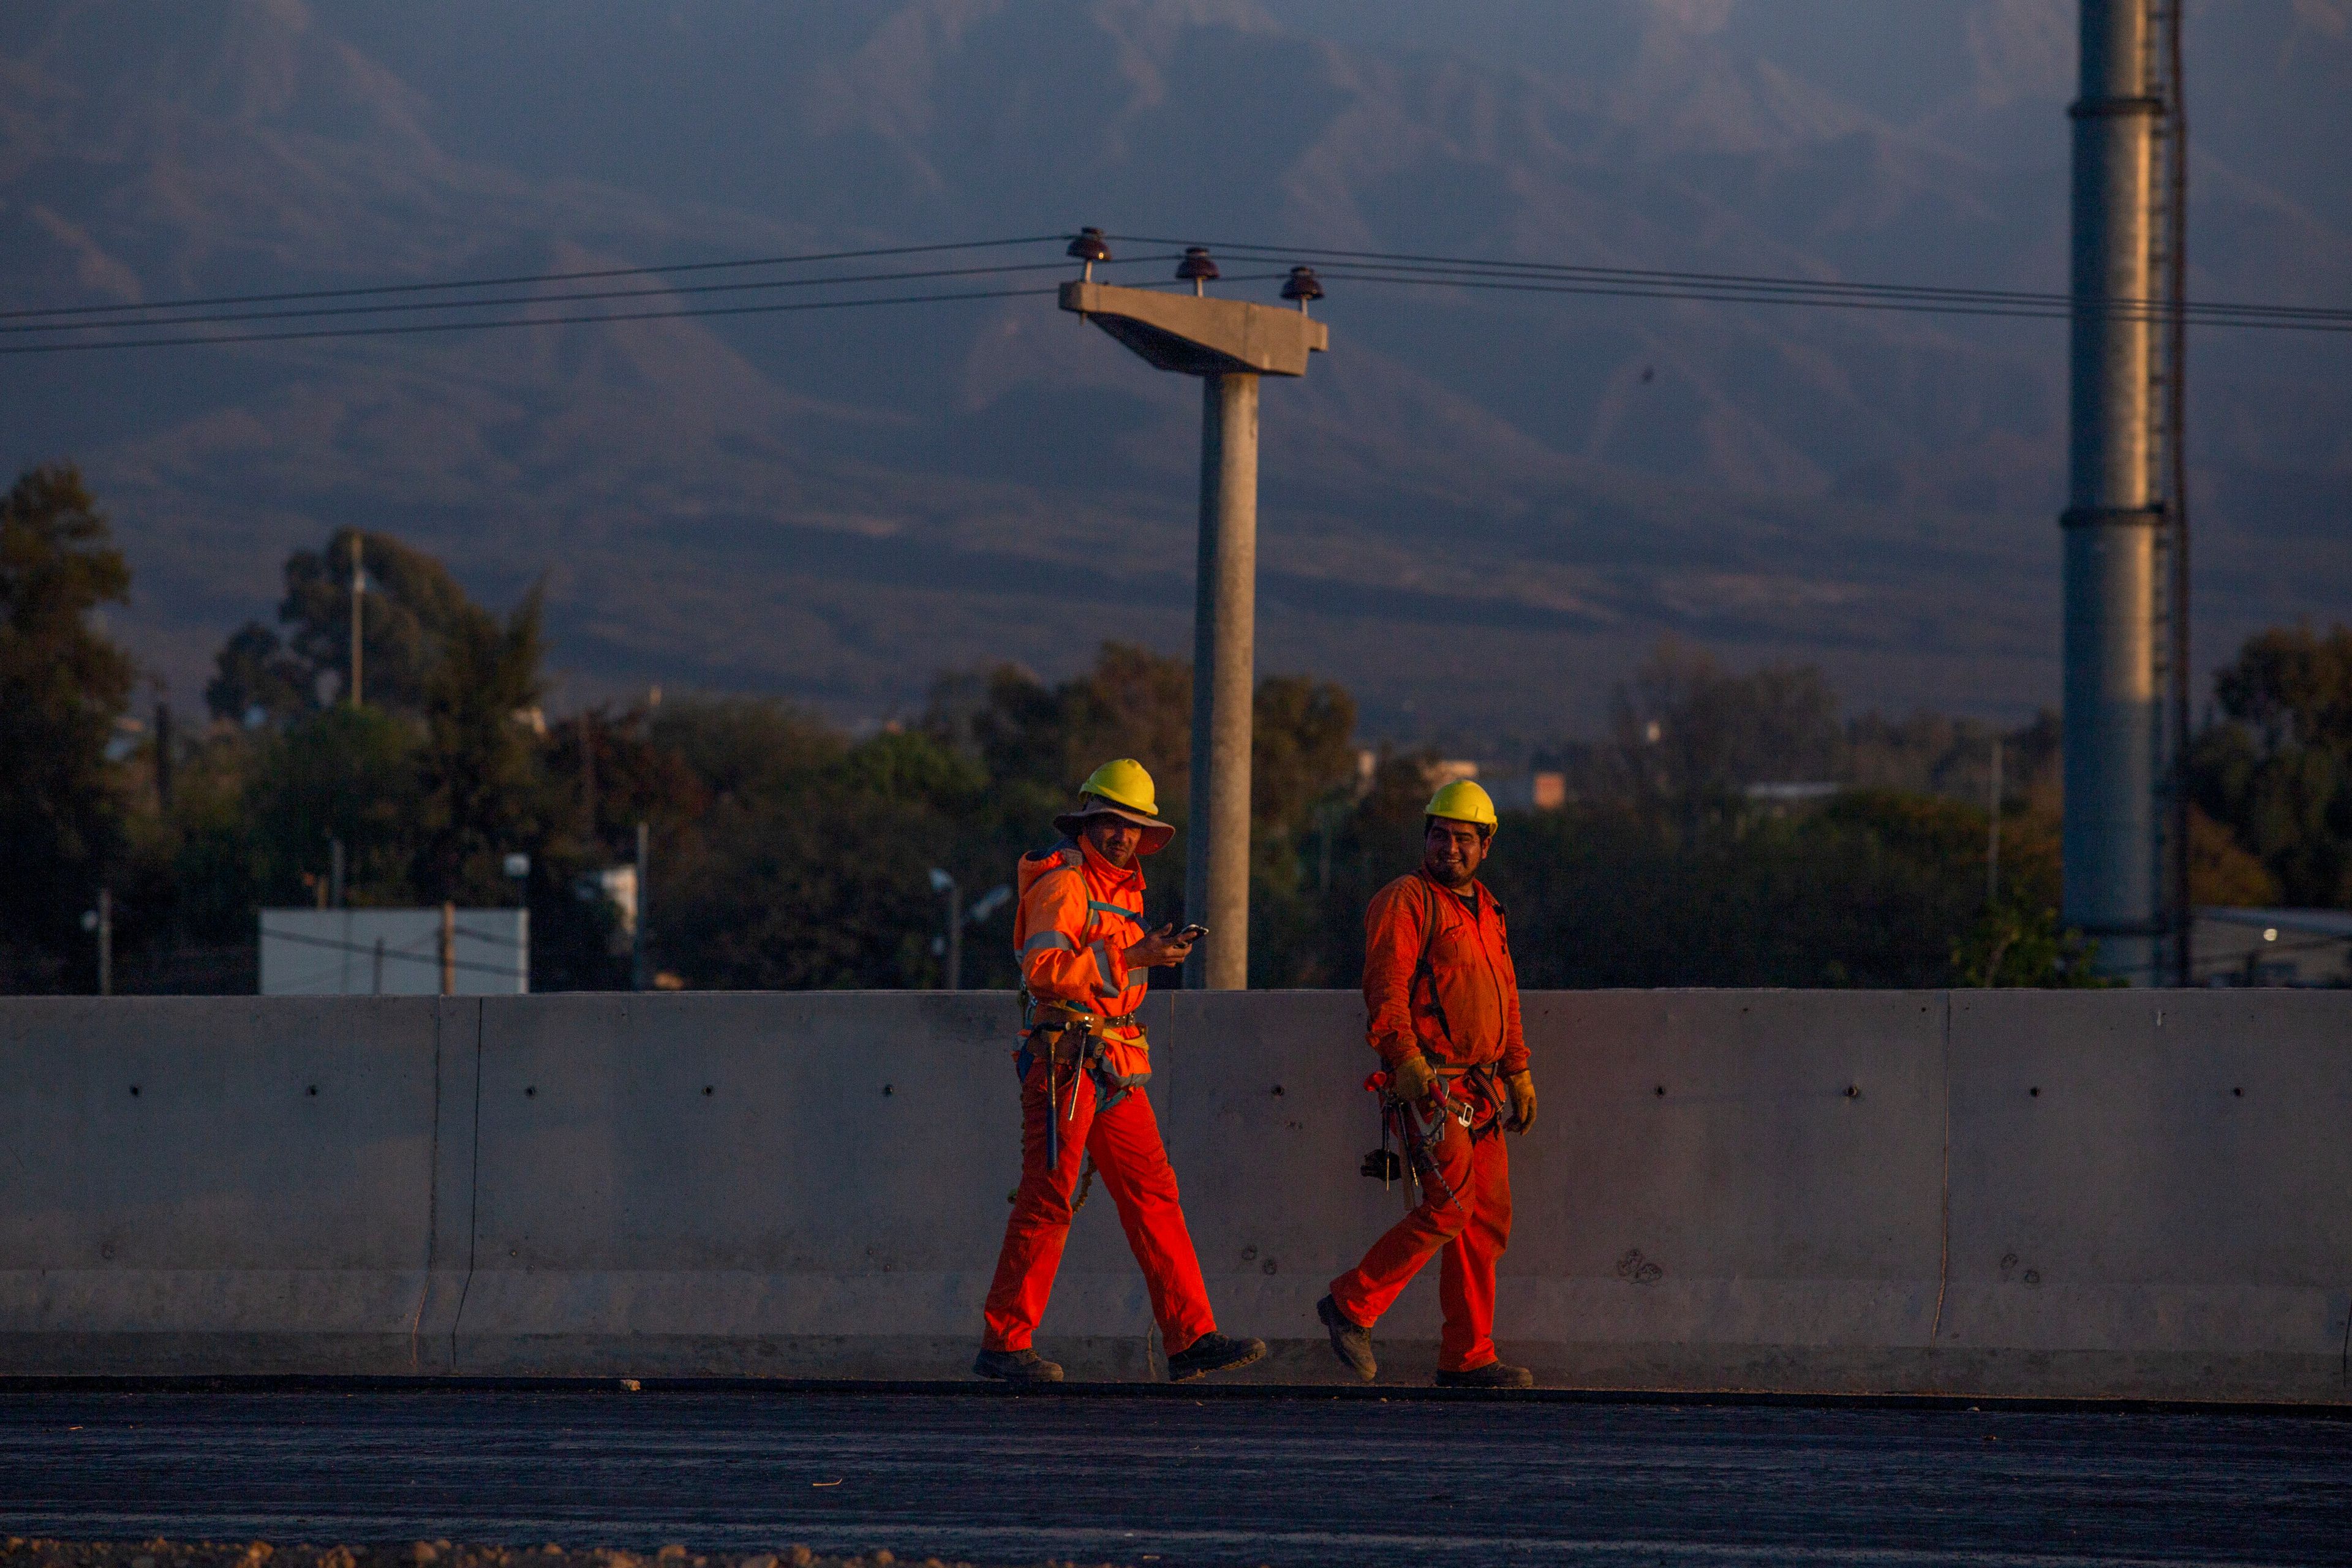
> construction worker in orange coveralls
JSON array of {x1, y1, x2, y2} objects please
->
[
  {"x1": 974, "y1": 758, "x2": 1268, "y2": 1384},
  {"x1": 1317, "y1": 778, "x2": 1540, "y2": 1388}
]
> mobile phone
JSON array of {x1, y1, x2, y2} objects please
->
[{"x1": 1176, "y1": 922, "x2": 1208, "y2": 942}]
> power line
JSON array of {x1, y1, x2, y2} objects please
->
[
  {"x1": 0, "y1": 283, "x2": 1069, "y2": 356},
  {"x1": 8, "y1": 232, "x2": 2346, "y2": 356},
  {"x1": 0, "y1": 255, "x2": 1177, "y2": 338},
  {"x1": 0, "y1": 234, "x2": 1067, "y2": 323},
  {"x1": 1308, "y1": 264, "x2": 2345, "y2": 332},
  {"x1": 258, "y1": 924, "x2": 524, "y2": 979},
  {"x1": 1110, "y1": 233, "x2": 2352, "y2": 332}
]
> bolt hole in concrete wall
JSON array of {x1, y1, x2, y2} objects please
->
[{"x1": 0, "y1": 989, "x2": 2346, "y2": 1398}]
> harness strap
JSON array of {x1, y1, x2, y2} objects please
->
[{"x1": 1412, "y1": 875, "x2": 1461, "y2": 1060}]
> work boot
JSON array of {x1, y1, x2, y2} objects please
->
[
  {"x1": 1166, "y1": 1330, "x2": 1267, "y2": 1382},
  {"x1": 1434, "y1": 1360, "x2": 1535, "y2": 1390},
  {"x1": 973, "y1": 1347, "x2": 1063, "y2": 1383},
  {"x1": 1317, "y1": 1295, "x2": 1377, "y2": 1383}
]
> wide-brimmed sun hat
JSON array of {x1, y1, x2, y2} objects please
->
[{"x1": 1053, "y1": 758, "x2": 1176, "y2": 856}]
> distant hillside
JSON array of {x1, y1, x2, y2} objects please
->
[{"x1": 0, "y1": 0, "x2": 2344, "y2": 738}]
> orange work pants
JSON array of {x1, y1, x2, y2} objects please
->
[
  {"x1": 1327, "y1": 1111, "x2": 1512, "y2": 1372},
  {"x1": 982, "y1": 1058, "x2": 1218, "y2": 1357}
]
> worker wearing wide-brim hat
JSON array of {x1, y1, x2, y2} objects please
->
[
  {"x1": 974, "y1": 758, "x2": 1267, "y2": 1385},
  {"x1": 1317, "y1": 778, "x2": 1540, "y2": 1389}
]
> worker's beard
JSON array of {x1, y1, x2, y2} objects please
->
[{"x1": 1423, "y1": 850, "x2": 1476, "y2": 888}]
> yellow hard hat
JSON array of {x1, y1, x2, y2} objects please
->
[
  {"x1": 1079, "y1": 758, "x2": 1158, "y2": 817},
  {"x1": 1425, "y1": 778, "x2": 1498, "y2": 829},
  {"x1": 1054, "y1": 758, "x2": 1176, "y2": 854}
]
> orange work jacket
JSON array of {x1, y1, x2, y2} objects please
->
[
  {"x1": 1013, "y1": 835, "x2": 1153, "y2": 1088},
  {"x1": 1363, "y1": 870, "x2": 1528, "y2": 1076}
]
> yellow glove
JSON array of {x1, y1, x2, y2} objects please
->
[
  {"x1": 1504, "y1": 1069, "x2": 1537, "y2": 1133},
  {"x1": 1388, "y1": 1052, "x2": 1437, "y2": 1103}
]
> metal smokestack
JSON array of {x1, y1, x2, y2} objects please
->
[{"x1": 2062, "y1": 0, "x2": 2163, "y2": 982}]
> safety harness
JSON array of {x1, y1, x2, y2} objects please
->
[
  {"x1": 1360, "y1": 875, "x2": 1512, "y2": 1205},
  {"x1": 1011, "y1": 842, "x2": 1153, "y2": 1179}
]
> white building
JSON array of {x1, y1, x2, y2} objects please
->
[{"x1": 258, "y1": 908, "x2": 529, "y2": 995}]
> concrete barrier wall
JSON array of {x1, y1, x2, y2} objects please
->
[
  {"x1": 1, "y1": 990, "x2": 2344, "y2": 1399},
  {"x1": 0, "y1": 998, "x2": 475, "y2": 1373}
]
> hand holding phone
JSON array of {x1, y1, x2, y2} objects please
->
[{"x1": 1128, "y1": 922, "x2": 1205, "y2": 970}]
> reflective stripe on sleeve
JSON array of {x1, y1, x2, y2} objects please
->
[
  {"x1": 1021, "y1": 930, "x2": 1078, "y2": 958},
  {"x1": 1091, "y1": 940, "x2": 1120, "y2": 993}
]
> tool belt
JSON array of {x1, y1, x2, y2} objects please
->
[
  {"x1": 1014, "y1": 992, "x2": 1148, "y2": 1111},
  {"x1": 1022, "y1": 1000, "x2": 1141, "y2": 1060}
]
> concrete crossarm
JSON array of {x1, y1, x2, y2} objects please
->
[{"x1": 1059, "y1": 280, "x2": 1329, "y2": 377}]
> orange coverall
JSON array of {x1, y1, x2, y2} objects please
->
[
  {"x1": 980, "y1": 835, "x2": 1218, "y2": 1357},
  {"x1": 1327, "y1": 869, "x2": 1528, "y2": 1372}
]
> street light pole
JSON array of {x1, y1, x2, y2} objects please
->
[{"x1": 930, "y1": 867, "x2": 962, "y2": 990}]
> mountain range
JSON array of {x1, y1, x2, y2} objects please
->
[{"x1": 1, "y1": 0, "x2": 2345, "y2": 742}]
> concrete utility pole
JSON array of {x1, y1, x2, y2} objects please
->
[
  {"x1": 632, "y1": 820, "x2": 650, "y2": 992},
  {"x1": 94, "y1": 888, "x2": 111, "y2": 998},
  {"x1": 1987, "y1": 735, "x2": 2003, "y2": 907},
  {"x1": 2062, "y1": 0, "x2": 2162, "y2": 984},
  {"x1": 1059, "y1": 233, "x2": 1329, "y2": 989},
  {"x1": 348, "y1": 532, "x2": 365, "y2": 707}
]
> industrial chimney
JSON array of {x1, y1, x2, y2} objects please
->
[{"x1": 2062, "y1": 0, "x2": 2187, "y2": 984}]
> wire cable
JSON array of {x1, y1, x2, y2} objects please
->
[
  {"x1": 1305, "y1": 263, "x2": 2345, "y2": 332},
  {"x1": 0, "y1": 234, "x2": 1068, "y2": 324},
  {"x1": 0, "y1": 283, "x2": 1070, "y2": 356},
  {"x1": 0, "y1": 255, "x2": 1178, "y2": 337},
  {"x1": 1110, "y1": 232, "x2": 2352, "y2": 331},
  {"x1": 8, "y1": 231, "x2": 2345, "y2": 354},
  {"x1": 258, "y1": 924, "x2": 525, "y2": 980}
]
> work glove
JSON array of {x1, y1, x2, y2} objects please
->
[
  {"x1": 1388, "y1": 1052, "x2": 1437, "y2": 1104},
  {"x1": 1504, "y1": 1069, "x2": 1537, "y2": 1133}
]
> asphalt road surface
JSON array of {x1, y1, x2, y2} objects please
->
[{"x1": 2, "y1": 1386, "x2": 2348, "y2": 1567}]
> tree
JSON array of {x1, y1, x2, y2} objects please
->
[
  {"x1": 1951, "y1": 903, "x2": 2112, "y2": 988},
  {"x1": 2192, "y1": 622, "x2": 2352, "y2": 907},
  {"x1": 412, "y1": 587, "x2": 557, "y2": 902},
  {"x1": 950, "y1": 643, "x2": 1195, "y2": 813},
  {"x1": 0, "y1": 464, "x2": 134, "y2": 984},
  {"x1": 663, "y1": 729, "x2": 983, "y2": 990},
  {"x1": 1600, "y1": 639, "x2": 1842, "y2": 839},
  {"x1": 1246, "y1": 674, "x2": 1361, "y2": 986},
  {"x1": 244, "y1": 705, "x2": 421, "y2": 907},
  {"x1": 203, "y1": 620, "x2": 311, "y2": 725}
]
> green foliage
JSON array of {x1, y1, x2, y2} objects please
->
[
  {"x1": 412, "y1": 587, "x2": 556, "y2": 903},
  {"x1": 204, "y1": 619, "x2": 311, "y2": 726},
  {"x1": 51, "y1": 499, "x2": 2339, "y2": 998},
  {"x1": 650, "y1": 697, "x2": 845, "y2": 809},
  {"x1": 206, "y1": 528, "x2": 485, "y2": 722},
  {"x1": 665, "y1": 739, "x2": 966, "y2": 991},
  {"x1": 244, "y1": 705, "x2": 421, "y2": 905},
  {"x1": 2191, "y1": 622, "x2": 2352, "y2": 908},
  {"x1": 1484, "y1": 805, "x2": 1961, "y2": 988},
  {"x1": 1951, "y1": 902, "x2": 2113, "y2": 988},
  {"x1": 286, "y1": 528, "x2": 481, "y2": 715},
  {"x1": 947, "y1": 643, "x2": 1194, "y2": 815},
  {"x1": 0, "y1": 464, "x2": 134, "y2": 982},
  {"x1": 1600, "y1": 639, "x2": 1842, "y2": 839}
]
